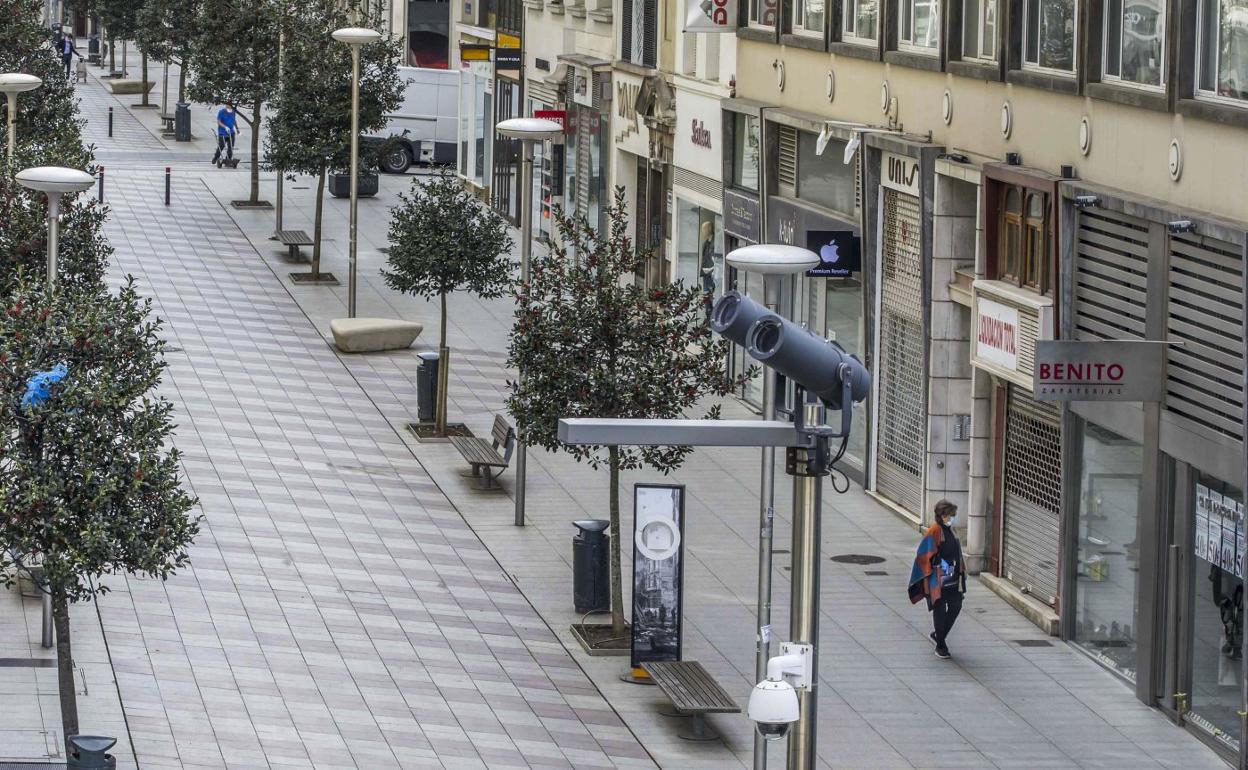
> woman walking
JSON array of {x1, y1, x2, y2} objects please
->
[{"x1": 908, "y1": 500, "x2": 967, "y2": 659}]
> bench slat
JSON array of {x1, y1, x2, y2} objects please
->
[
  {"x1": 642, "y1": 661, "x2": 740, "y2": 714},
  {"x1": 449, "y1": 436, "x2": 507, "y2": 467},
  {"x1": 278, "y1": 230, "x2": 313, "y2": 246}
]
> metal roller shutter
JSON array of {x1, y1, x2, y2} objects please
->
[
  {"x1": 874, "y1": 188, "x2": 926, "y2": 515},
  {"x1": 1001, "y1": 387, "x2": 1062, "y2": 606}
]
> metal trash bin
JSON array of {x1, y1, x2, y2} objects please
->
[
  {"x1": 88, "y1": 36, "x2": 99, "y2": 62},
  {"x1": 416, "y1": 351, "x2": 439, "y2": 424},
  {"x1": 174, "y1": 102, "x2": 191, "y2": 142},
  {"x1": 67, "y1": 735, "x2": 117, "y2": 770},
  {"x1": 572, "y1": 520, "x2": 610, "y2": 614}
]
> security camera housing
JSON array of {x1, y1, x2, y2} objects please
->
[{"x1": 747, "y1": 678, "x2": 799, "y2": 741}]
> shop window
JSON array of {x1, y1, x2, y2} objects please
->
[
  {"x1": 1197, "y1": 0, "x2": 1248, "y2": 103},
  {"x1": 843, "y1": 0, "x2": 879, "y2": 44},
  {"x1": 962, "y1": 0, "x2": 998, "y2": 60},
  {"x1": 1072, "y1": 423, "x2": 1144, "y2": 683},
  {"x1": 996, "y1": 186, "x2": 1048, "y2": 291},
  {"x1": 823, "y1": 277, "x2": 864, "y2": 463},
  {"x1": 899, "y1": 0, "x2": 939, "y2": 50},
  {"x1": 1102, "y1": 0, "x2": 1165, "y2": 87},
  {"x1": 796, "y1": 132, "x2": 856, "y2": 216},
  {"x1": 730, "y1": 113, "x2": 761, "y2": 192},
  {"x1": 793, "y1": 0, "x2": 826, "y2": 37},
  {"x1": 1023, "y1": 0, "x2": 1077, "y2": 72},
  {"x1": 676, "y1": 199, "x2": 724, "y2": 301},
  {"x1": 1188, "y1": 475, "x2": 1245, "y2": 754},
  {"x1": 406, "y1": 0, "x2": 450, "y2": 68},
  {"x1": 750, "y1": 0, "x2": 779, "y2": 27}
]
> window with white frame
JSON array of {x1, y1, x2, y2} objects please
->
[
  {"x1": 962, "y1": 0, "x2": 997, "y2": 59},
  {"x1": 793, "y1": 0, "x2": 825, "y2": 36},
  {"x1": 1197, "y1": 0, "x2": 1248, "y2": 102},
  {"x1": 843, "y1": 0, "x2": 879, "y2": 43},
  {"x1": 750, "y1": 0, "x2": 779, "y2": 26},
  {"x1": 1023, "y1": 0, "x2": 1077, "y2": 72},
  {"x1": 899, "y1": 0, "x2": 939, "y2": 49},
  {"x1": 1103, "y1": 0, "x2": 1164, "y2": 86}
]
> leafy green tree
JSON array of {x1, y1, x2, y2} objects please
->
[
  {"x1": 97, "y1": 0, "x2": 143, "y2": 79},
  {"x1": 187, "y1": 0, "x2": 279, "y2": 205},
  {"x1": 382, "y1": 171, "x2": 513, "y2": 434},
  {"x1": 136, "y1": 0, "x2": 201, "y2": 105},
  {"x1": 265, "y1": 0, "x2": 402, "y2": 278},
  {"x1": 0, "y1": 0, "x2": 90, "y2": 169},
  {"x1": 0, "y1": 274, "x2": 199, "y2": 745},
  {"x1": 506, "y1": 190, "x2": 748, "y2": 634}
]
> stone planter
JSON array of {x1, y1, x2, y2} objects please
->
[{"x1": 328, "y1": 171, "x2": 379, "y2": 199}]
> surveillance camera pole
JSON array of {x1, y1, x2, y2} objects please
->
[{"x1": 753, "y1": 275, "x2": 781, "y2": 770}]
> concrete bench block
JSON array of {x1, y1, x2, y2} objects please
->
[
  {"x1": 105, "y1": 79, "x2": 156, "y2": 95},
  {"x1": 330, "y1": 318, "x2": 423, "y2": 353}
]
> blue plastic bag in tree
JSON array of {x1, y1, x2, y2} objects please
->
[{"x1": 20, "y1": 363, "x2": 69, "y2": 409}]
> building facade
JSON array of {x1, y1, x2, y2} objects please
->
[{"x1": 729, "y1": 0, "x2": 1248, "y2": 762}]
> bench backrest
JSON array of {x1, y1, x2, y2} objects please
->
[{"x1": 492, "y1": 415, "x2": 516, "y2": 462}]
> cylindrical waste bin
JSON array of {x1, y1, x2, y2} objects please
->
[
  {"x1": 88, "y1": 35, "x2": 99, "y2": 61},
  {"x1": 416, "y1": 351, "x2": 440, "y2": 424},
  {"x1": 174, "y1": 102, "x2": 191, "y2": 142},
  {"x1": 67, "y1": 735, "x2": 117, "y2": 770},
  {"x1": 572, "y1": 520, "x2": 610, "y2": 614}
]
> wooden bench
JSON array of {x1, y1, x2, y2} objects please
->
[
  {"x1": 278, "y1": 230, "x2": 313, "y2": 262},
  {"x1": 449, "y1": 415, "x2": 515, "y2": 490},
  {"x1": 159, "y1": 112, "x2": 175, "y2": 133},
  {"x1": 642, "y1": 661, "x2": 741, "y2": 741}
]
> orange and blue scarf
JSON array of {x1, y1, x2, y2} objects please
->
[{"x1": 908, "y1": 523, "x2": 944, "y2": 607}]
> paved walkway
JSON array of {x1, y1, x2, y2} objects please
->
[{"x1": 0, "y1": 58, "x2": 1232, "y2": 769}]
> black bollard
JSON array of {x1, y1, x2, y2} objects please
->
[
  {"x1": 164, "y1": 166, "x2": 170, "y2": 206},
  {"x1": 108, "y1": 107, "x2": 113, "y2": 138},
  {"x1": 97, "y1": 165, "x2": 104, "y2": 203}
]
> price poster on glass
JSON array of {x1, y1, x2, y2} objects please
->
[
  {"x1": 1236, "y1": 501, "x2": 1245, "y2": 579},
  {"x1": 1220, "y1": 495, "x2": 1236, "y2": 573},
  {"x1": 1196, "y1": 485, "x2": 1210, "y2": 563},
  {"x1": 1208, "y1": 490, "x2": 1224, "y2": 565}
]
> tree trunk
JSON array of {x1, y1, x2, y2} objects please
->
[
  {"x1": 108, "y1": 34, "x2": 114, "y2": 73},
  {"x1": 311, "y1": 167, "x2": 326, "y2": 277},
  {"x1": 609, "y1": 446, "x2": 626, "y2": 635},
  {"x1": 52, "y1": 589, "x2": 78, "y2": 746},
  {"x1": 249, "y1": 97, "x2": 262, "y2": 204},
  {"x1": 435, "y1": 292, "x2": 448, "y2": 435},
  {"x1": 177, "y1": 59, "x2": 186, "y2": 103},
  {"x1": 139, "y1": 51, "x2": 149, "y2": 105}
]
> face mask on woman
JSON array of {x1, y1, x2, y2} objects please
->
[{"x1": 945, "y1": 515, "x2": 957, "y2": 527}]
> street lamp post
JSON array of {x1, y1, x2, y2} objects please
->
[
  {"x1": 331, "y1": 27, "x2": 382, "y2": 319},
  {"x1": 15, "y1": 166, "x2": 96, "y2": 293},
  {"x1": 725, "y1": 244, "x2": 821, "y2": 770},
  {"x1": 495, "y1": 116, "x2": 564, "y2": 527},
  {"x1": 0, "y1": 73, "x2": 42, "y2": 165}
]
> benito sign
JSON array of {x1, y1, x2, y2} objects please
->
[{"x1": 1033, "y1": 340, "x2": 1167, "y2": 402}]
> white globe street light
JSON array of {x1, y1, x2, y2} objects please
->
[
  {"x1": 495, "y1": 116, "x2": 564, "y2": 528},
  {"x1": 0, "y1": 73, "x2": 42, "y2": 164},
  {"x1": 724, "y1": 242, "x2": 819, "y2": 770},
  {"x1": 16, "y1": 166, "x2": 96, "y2": 293},
  {"x1": 331, "y1": 27, "x2": 383, "y2": 318}
]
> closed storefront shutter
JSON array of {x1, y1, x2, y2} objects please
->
[
  {"x1": 1001, "y1": 387, "x2": 1062, "y2": 606},
  {"x1": 1073, "y1": 207, "x2": 1149, "y2": 342},
  {"x1": 874, "y1": 188, "x2": 926, "y2": 515},
  {"x1": 1165, "y1": 233, "x2": 1245, "y2": 441},
  {"x1": 576, "y1": 107, "x2": 592, "y2": 218}
]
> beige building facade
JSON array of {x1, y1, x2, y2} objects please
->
[{"x1": 728, "y1": 1, "x2": 1248, "y2": 761}]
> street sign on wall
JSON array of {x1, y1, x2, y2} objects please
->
[
  {"x1": 631, "y1": 484, "x2": 685, "y2": 669},
  {"x1": 1033, "y1": 340, "x2": 1167, "y2": 402}
]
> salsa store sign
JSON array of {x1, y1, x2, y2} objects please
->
[{"x1": 1032, "y1": 340, "x2": 1166, "y2": 402}]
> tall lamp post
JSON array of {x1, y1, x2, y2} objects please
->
[
  {"x1": 331, "y1": 26, "x2": 382, "y2": 319},
  {"x1": 725, "y1": 244, "x2": 820, "y2": 770},
  {"x1": 1, "y1": 73, "x2": 42, "y2": 165},
  {"x1": 495, "y1": 116, "x2": 563, "y2": 527},
  {"x1": 15, "y1": 166, "x2": 97, "y2": 293}
]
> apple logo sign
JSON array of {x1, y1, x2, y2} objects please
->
[{"x1": 820, "y1": 241, "x2": 840, "y2": 264}]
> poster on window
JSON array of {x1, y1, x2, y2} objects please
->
[
  {"x1": 1236, "y1": 501, "x2": 1246, "y2": 579},
  {"x1": 685, "y1": 0, "x2": 737, "y2": 32},
  {"x1": 1222, "y1": 498, "x2": 1237, "y2": 572},
  {"x1": 1196, "y1": 484, "x2": 1210, "y2": 563},
  {"x1": 631, "y1": 484, "x2": 685, "y2": 669},
  {"x1": 1209, "y1": 491, "x2": 1225, "y2": 565}
]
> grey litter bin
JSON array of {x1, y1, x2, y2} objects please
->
[
  {"x1": 416, "y1": 351, "x2": 440, "y2": 424},
  {"x1": 174, "y1": 102, "x2": 191, "y2": 142},
  {"x1": 67, "y1": 735, "x2": 117, "y2": 770},
  {"x1": 573, "y1": 520, "x2": 611, "y2": 614}
]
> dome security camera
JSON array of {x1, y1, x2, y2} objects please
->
[
  {"x1": 748, "y1": 678, "x2": 799, "y2": 741},
  {"x1": 747, "y1": 643, "x2": 813, "y2": 741}
]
